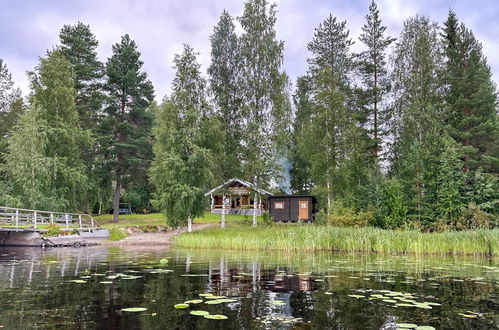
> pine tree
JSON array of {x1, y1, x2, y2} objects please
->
[
  {"x1": 442, "y1": 11, "x2": 499, "y2": 173},
  {"x1": 357, "y1": 0, "x2": 395, "y2": 160},
  {"x1": 208, "y1": 10, "x2": 243, "y2": 180},
  {"x1": 3, "y1": 51, "x2": 91, "y2": 211},
  {"x1": 150, "y1": 45, "x2": 222, "y2": 229},
  {"x1": 102, "y1": 35, "x2": 154, "y2": 222},
  {"x1": 59, "y1": 22, "x2": 104, "y2": 129},
  {"x1": 238, "y1": 0, "x2": 291, "y2": 186}
]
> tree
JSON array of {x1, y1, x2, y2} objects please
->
[
  {"x1": 102, "y1": 35, "x2": 154, "y2": 222},
  {"x1": 2, "y1": 51, "x2": 90, "y2": 211},
  {"x1": 357, "y1": 0, "x2": 395, "y2": 160},
  {"x1": 208, "y1": 10, "x2": 243, "y2": 180},
  {"x1": 150, "y1": 45, "x2": 222, "y2": 229},
  {"x1": 238, "y1": 0, "x2": 291, "y2": 186},
  {"x1": 299, "y1": 14, "x2": 355, "y2": 214},
  {"x1": 59, "y1": 21, "x2": 104, "y2": 129},
  {"x1": 442, "y1": 11, "x2": 499, "y2": 173},
  {"x1": 0, "y1": 59, "x2": 23, "y2": 163},
  {"x1": 389, "y1": 16, "x2": 445, "y2": 224}
]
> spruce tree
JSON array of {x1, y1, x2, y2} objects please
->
[
  {"x1": 150, "y1": 45, "x2": 222, "y2": 229},
  {"x1": 102, "y1": 35, "x2": 154, "y2": 222},
  {"x1": 208, "y1": 10, "x2": 243, "y2": 180},
  {"x1": 442, "y1": 11, "x2": 499, "y2": 173}
]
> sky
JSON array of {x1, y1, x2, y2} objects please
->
[{"x1": 1, "y1": 0, "x2": 498, "y2": 101}]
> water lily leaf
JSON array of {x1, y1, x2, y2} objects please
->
[
  {"x1": 190, "y1": 311, "x2": 210, "y2": 316},
  {"x1": 99, "y1": 281, "x2": 113, "y2": 284},
  {"x1": 205, "y1": 300, "x2": 224, "y2": 305},
  {"x1": 205, "y1": 296, "x2": 226, "y2": 299},
  {"x1": 199, "y1": 293, "x2": 214, "y2": 297},
  {"x1": 174, "y1": 304, "x2": 189, "y2": 309},
  {"x1": 347, "y1": 295, "x2": 364, "y2": 299},
  {"x1": 160, "y1": 259, "x2": 168, "y2": 264},
  {"x1": 204, "y1": 314, "x2": 228, "y2": 320},
  {"x1": 121, "y1": 307, "x2": 147, "y2": 312},
  {"x1": 458, "y1": 313, "x2": 478, "y2": 318},
  {"x1": 396, "y1": 323, "x2": 417, "y2": 329},
  {"x1": 415, "y1": 327, "x2": 435, "y2": 330},
  {"x1": 271, "y1": 300, "x2": 286, "y2": 305},
  {"x1": 184, "y1": 299, "x2": 203, "y2": 304},
  {"x1": 69, "y1": 280, "x2": 87, "y2": 283}
]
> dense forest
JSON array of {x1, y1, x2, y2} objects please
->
[{"x1": 0, "y1": 0, "x2": 497, "y2": 230}]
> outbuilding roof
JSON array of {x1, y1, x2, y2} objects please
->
[{"x1": 204, "y1": 178, "x2": 272, "y2": 196}]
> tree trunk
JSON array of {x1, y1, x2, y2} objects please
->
[
  {"x1": 112, "y1": 176, "x2": 121, "y2": 223},
  {"x1": 253, "y1": 193, "x2": 258, "y2": 228},
  {"x1": 221, "y1": 195, "x2": 226, "y2": 229},
  {"x1": 187, "y1": 215, "x2": 192, "y2": 233}
]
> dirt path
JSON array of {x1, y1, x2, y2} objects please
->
[{"x1": 104, "y1": 223, "x2": 213, "y2": 246}]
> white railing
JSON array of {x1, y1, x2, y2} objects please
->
[{"x1": 0, "y1": 206, "x2": 102, "y2": 232}]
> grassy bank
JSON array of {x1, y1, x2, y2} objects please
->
[
  {"x1": 95, "y1": 212, "x2": 260, "y2": 229},
  {"x1": 173, "y1": 225, "x2": 499, "y2": 256}
]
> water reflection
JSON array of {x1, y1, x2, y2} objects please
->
[{"x1": 0, "y1": 246, "x2": 497, "y2": 329}]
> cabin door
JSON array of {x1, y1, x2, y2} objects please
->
[{"x1": 298, "y1": 200, "x2": 309, "y2": 220}]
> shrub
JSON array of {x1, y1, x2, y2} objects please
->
[
  {"x1": 328, "y1": 210, "x2": 374, "y2": 227},
  {"x1": 42, "y1": 225, "x2": 63, "y2": 237},
  {"x1": 261, "y1": 211, "x2": 274, "y2": 226},
  {"x1": 109, "y1": 228, "x2": 127, "y2": 241},
  {"x1": 455, "y1": 203, "x2": 496, "y2": 230},
  {"x1": 314, "y1": 210, "x2": 328, "y2": 225}
]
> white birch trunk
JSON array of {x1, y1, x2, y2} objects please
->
[
  {"x1": 187, "y1": 215, "x2": 192, "y2": 233},
  {"x1": 252, "y1": 193, "x2": 258, "y2": 227},
  {"x1": 221, "y1": 194, "x2": 226, "y2": 228}
]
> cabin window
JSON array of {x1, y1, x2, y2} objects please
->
[
  {"x1": 274, "y1": 202, "x2": 284, "y2": 209},
  {"x1": 300, "y1": 202, "x2": 307, "y2": 209}
]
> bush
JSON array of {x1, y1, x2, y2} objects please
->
[
  {"x1": 42, "y1": 225, "x2": 63, "y2": 237},
  {"x1": 455, "y1": 203, "x2": 497, "y2": 230},
  {"x1": 261, "y1": 211, "x2": 274, "y2": 226},
  {"x1": 329, "y1": 210, "x2": 374, "y2": 227},
  {"x1": 109, "y1": 228, "x2": 127, "y2": 241},
  {"x1": 314, "y1": 210, "x2": 328, "y2": 225}
]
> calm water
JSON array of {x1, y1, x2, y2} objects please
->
[{"x1": 0, "y1": 246, "x2": 498, "y2": 329}]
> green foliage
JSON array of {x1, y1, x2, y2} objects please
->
[
  {"x1": 314, "y1": 210, "x2": 328, "y2": 226},
  {"x1": 101, "y1": 34, "x2": 154, "y2": 221},
  {"x1": 376, "y1": 179, "x2": 408, "y2": 229},
  {"x1": 261, "y1": 211, "x2": 273, "y2": 226},
  {"x1": 150, "y1": 45, "x2": 221, "y2": 228},
  {"x1": 174, "y1": 225, "x2": 499, "y2": 256},
  {"x1": 109, "y1": 228, "x2": 127, "y2": 241},
  {"x1": 42, "y1": 225, "x2": 63, "y2": 237}
]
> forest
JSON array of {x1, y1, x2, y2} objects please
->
[{"x1": 0, "y1": 0, "x2": 497, "y2": 231}]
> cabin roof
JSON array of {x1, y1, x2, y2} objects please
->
[{"x1": 205, "y1": 178, "x2": 272, "y2": 196}]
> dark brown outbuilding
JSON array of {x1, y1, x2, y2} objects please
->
[{"x1": 268, "y1": 195, "x2": 317, "y2": 222}]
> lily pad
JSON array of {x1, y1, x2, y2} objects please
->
[
  {"x1": 173, "y1": 304, "x2": 189, "y2": 309},
  {"x1": 204, "y1": 314, "x2": 228, "y2": 320},
  {"x1": 415, "y1": 327, "x2": 435, "y2": 330},
  {"x1": 458, "y1": 313, "x2": 478, "y2": 319},
  {"x1": 205, "y1": 296, "x2": 226, "y2": 299},
  {"x1": 199, "y1": 293, "x2": 214, "y2": 297},
  {"x1": 69, "y1": 280, "x2": 87, "y2": 284},
  {"x1": 99, "y1": 281, "x2": 113, "y2": 284},
  {"x1": 205, "y1": 300, "x2": 224, "y2": 305},
  {"x1": 121, "y1": 307, "x2": 147, "y2": 312},
  {"x1": 184, "y1": 299, "x2": 203, "y2": 304},
  {"x1": 160, "y1": 259, "x2": 168, "y2": 264},
  {"x1": 190, "y1": 310, "x2": 210, "y2": 316},
  {"x1": 396, "y1": 324, "x2": 417, "y2": 329}
]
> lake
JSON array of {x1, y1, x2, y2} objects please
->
[{"x1": 0, "y1": 246, "x2": 498, "y2": 329}]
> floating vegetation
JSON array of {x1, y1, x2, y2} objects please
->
[
  {"x1": 458, "y1": 313, "x2": 478, "y2": 319},
  {"x1": 184, "y1": 299, "x2": 203, "y2": 304},
  {"x1": 121, "y1": 307, "x2": 147, "y2": 312},
  {"x1": 204, "y1": 314, "x2": 228, "y2": 320},
  {"x1": 190, "y1": 310, "x2": 210, "y2": 316},
  {"x1": 396, "y1": 323, "x2": 417, "y2": 329},
  {"x1": 199, "y1": 293, "x2": 214, "y2": 297},
  {"x1": 173, "y1": 304, "x2": 189, "y2": 309},
  {"x1": 159, "y1": 259, "x2": 168, "y2": 264},
  {"x1": 271, "y1": 300, "x2": 286, "y2": 306},
  {"x1": 99, "y1": 281, "x2": 113, "y2": 284},
  {"x1": 205, "y1": 296, "x2": 226, "y2": 299},
  {"x1": 69, "y1": 280, "x2": 87, "y2": 284}
]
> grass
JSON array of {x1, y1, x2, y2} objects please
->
[
  {"x1": 109, "y1": 228, "x2": 127, "y2": 241},
  {"x1": 173, "y1": 224, "x2": 499, "y2": 256},
  {"x1": 95, "y1": 212, "x2": 260, "y2": 230}
]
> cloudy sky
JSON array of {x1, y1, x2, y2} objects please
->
[{"x1": 1, "y1": 0, "x2": 498, "y2": 101}]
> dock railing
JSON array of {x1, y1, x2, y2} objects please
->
[{"x1": 0, "y1": 206, "x2": 102, "y2": 232}]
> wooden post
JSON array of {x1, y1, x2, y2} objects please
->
[
  {"x1": 15, "y1": 209, "x2": 19, "y2": 229},
  {"x1": 50, "y1": 213, "x2": 54, "y2": 225},
  {"x1": 221, "y1": 194, "x2": 226, "y2": 229},
  {"x1": 78, "y1": 214, "x2": 82, "y2": 230},
  {"x1": 33, "y1": 211, "x2": 37, "y2": 229},
  {"x1": 65, "y1": 214, "x2": 69, "y2": 229},
  {"x1": 91, "y1": 217, "x2": 94, "y2": 229},
  {"x1": 187, "y1": 215, "x2": 192, "y2": 233},
  {"x1": 253, "y1": 193, "x2": 258, "y2": 228}
]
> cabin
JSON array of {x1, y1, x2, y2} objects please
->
[
  {"x1": 268, "y1": 195, "x2": 317, "y2": 222},
  {"x1": 205, "y1": 178, "x2": 272, "y2": 216}
]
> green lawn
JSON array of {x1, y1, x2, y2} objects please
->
[{"x1": 94, "y1": 212, "x2": 261, "y2": 229}]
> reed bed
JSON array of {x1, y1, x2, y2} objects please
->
[{"x1": 173, "y1": 225, "x2": 499, "y2": 256}]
